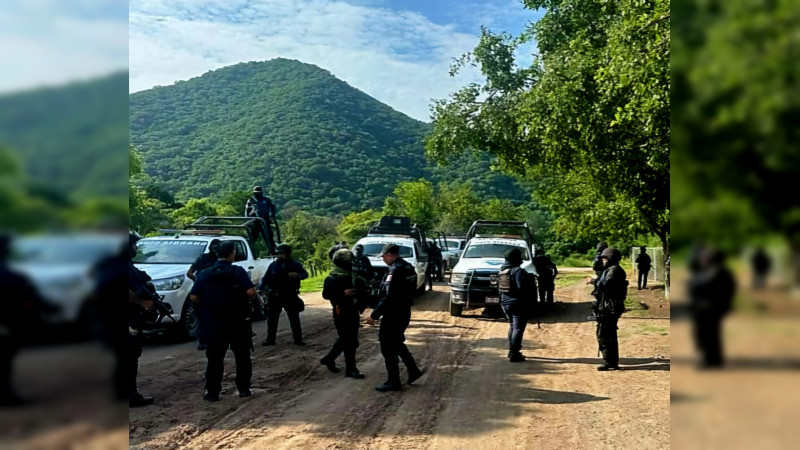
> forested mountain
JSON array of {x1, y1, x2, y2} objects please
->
[
  {"x1": 129, "y1": 58, "x2": 527, "y2": 215},
  {"x1": 0, "y1": 72, "x2": 129, "y2": 201}
]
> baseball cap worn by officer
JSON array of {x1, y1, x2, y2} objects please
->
[{"x1": 379, "y1": 243, "x2": 400, "y2": 256}]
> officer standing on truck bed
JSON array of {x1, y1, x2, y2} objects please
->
[
  {"x1": 245, "y1": 186, "x2": 277, "y2": 250},
  {"x1": 189, "y1": 241, "x2": 256, "y2": 401},
  {"x1": 592, "y1": 247, "x2": 628, "y2": 371},
  {"x1": 368, "y1": 244, "x2": 424, "y2": 392}
]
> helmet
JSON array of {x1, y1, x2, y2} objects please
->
[
  {"x1": 129, "y1": 231, "x2": 142, "y2": 247},
  {"x1": 275, "y1": 243, "x2": 291, "y2": 256},
  {"x1": 353, "y1": 243, "x2": 364, "y2": 257},
  {"x1": 600, "y1": 247, "x2": 621, "y2": 264},
  {"x1": 332, "y1": 248, "x2": 354, "y2": 271},
  {"x1": 504, "y1": 247, "x2": 523, "y2": 265},
  {"x1": 209, "y1": 239, "x2": 221, "y2": 250},
  {"x1": 596, "y1": 241, "x2": 608, "y2": 252}
]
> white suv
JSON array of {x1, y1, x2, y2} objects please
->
[
  {"x1": 448, "y1": 221, "x2": 537, "y2": 316},
  {"x1": 353, "y1": 236, "x2": 428, "y2": 293}
]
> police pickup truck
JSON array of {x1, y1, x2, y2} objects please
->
[
  {"x1": 448, "y1": 221, "x2": 537, "y2": 316},
  {"x1": 353, "y1": 216, "x2": 429, "y2": 294},
  {"x1": 132, "y1": 217, "x2": 277, "y2": 337}
]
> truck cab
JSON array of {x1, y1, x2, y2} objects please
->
[
  {"x1": 132, "y1": 216, "x2": 277, "y2": 336},
  {"x1": 448, "y1": 221, "x2": 538, "y2": 316},
  {"x1": 353, "y1": 216, "x2": 429, "y2": 294}
]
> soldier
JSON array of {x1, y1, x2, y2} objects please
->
[
  {"x1": 426, "y1": 241, "x2": 443, "y2": 290},
  {"x1": 127, "y1": 232, "x2": 158, "y2": 406},
  {"x1": 498, "y1": 248, "x2": 538, "y2": 362},
  {"x1": 0, "y1": 235, "x2": 57, "y2": 406},
  {"x1": 189, "y1": 241, "x2": 256, "y2": 401},
  {"x1": 635, "y1": 247, "x2": 652, "y2": 290},
  {"x1": 368, "y1": 244, "x2": 424, "y2": 392},
  {"x1": 533, "y1": 251, "x2": 558, "y2": 306},
  {"x1": 592, "y1": 241, "x2": 609, "y2": 279},
  {"x1": 319, "y1": 249, "x2": 367, "y2": 379},
  {"x1": 689, "y1": 248, "x2": 735, "y2": 368},
  {"x1": 245, "y1": 186, "x2": 277, "y2": 249},
  {"x1": 258, "y1": 244, "x2": 308, "y2": 346},
  {"x1": 592, "y1": 247, "x2": 628, "y2": 371}
]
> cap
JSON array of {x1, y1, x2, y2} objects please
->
[
  {"x1": 252, "y1": 186, "x2": 263, "y2": 193},
  {"x1": 379, "y1": 243, "x2": 400, "y2": 256}
]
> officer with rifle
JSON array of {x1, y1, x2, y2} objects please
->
[
  {"x1": 319, "y1": 249, "x2": 369, "y2": 379},
  {"x1": 189, "y1": 241, "x2": 256, "y2": 401},
  {"x1": 128, "y1": 232, "x2": 158, "y2": 407},
  {"x1": 592, "y1": 247, "x2": 628, "y2": 371},
  {"x1": 497, "y1": 248, "x2": 538, "y2": 362}
]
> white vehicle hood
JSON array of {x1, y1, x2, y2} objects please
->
[
  {"x1": 452, "y1": 258, "x2": 537, "y2": 275},
  {"x1": 134, "y1": 264, "x2": 188, "y2": 280},
  {"x1": 368, "y1": 257, "x2": 389, "y2": 269}
]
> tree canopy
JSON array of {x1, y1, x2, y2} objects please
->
[{"x1": 427, "y1": 0, "x2": 670, "y2": 253}]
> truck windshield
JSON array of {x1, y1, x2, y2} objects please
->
[
  {"x1": 445, "y1": 240, "x2": 465, "y2": 251},
  {"x1": 362, "y1": 243, "x2": 413, "y2": 258},
  {"x1": 133, "y1": 240, "x2": 207, "y2": 264},
  {"x1": 462, "y1": 243, "x2": 529, "y2": 260}
]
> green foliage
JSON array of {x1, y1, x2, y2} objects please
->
[
  {"x1": 129, "y1": 58, "x2": 529, "y2": 216},
  {"x1": 282, "y1": 211, "x2": 338, "y2": 269},
  {"x1": 385, "y1": 180, "x2": 437, "y2": 230},
  {"x1": 0, "y1": 73, "x2": 129, "y2": 200},
  {"x1": 336, "y1": 209, "x2": 384, "y2": 245},
  {"x1": 427, "y1": 0, "x2": 670, "y2": 254}
]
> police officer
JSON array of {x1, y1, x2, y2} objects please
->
[
  {"x1": 689, "y1": 248, "x2": 735, "y2": 368},
  {"x1": 352, "y1": 244, "x2": 376, "y2": 282},
  {"x1": 127, "y1": 232, "x2": 157, "y2": 407},
  {"x1": 245, "y1": 186, "x2": 277, "y2": 249},
  {"x1": 320, "y1": 249, "x2": 367, "y2": 379},
  {"x1": 593, "y1": 247, "x2": 628, "y2": 371},
  {"x1": 368, "y1": 244, "x2": 423, "y2": 392},
  {"x1": 750, "y1": 247, "x2": 771, "y2": 290},
  {"x1": 189, "y1": 241, "x2": 256, "y2": 401},
  {"x1": 426, "y1": 241, "x2": 443, "y2": 290},
  {"x1": 258, "y1": 244, "x2": 308, "y2": 346},
  {"x1": 498, "y1": 248, "x2": 537, "y2": 362},
  {"x1": 186, "y1": 239, "x2": 221, "y2": 350},
  {"x1": 533, "y1": 251, "x2": 558, "y2": 306},
  {"x1": 635, "y1": 247, "x2": 652, "y2": 290},
  {"x1": 328, "y1": 241, "x2": 348, "y2": 261},
  {"x1": 592, "y1": 241, "x2": 609, "y2": 279},
  {"x1": 187, "y1": 239, "x2": 221, "y2": 281},
  {"x1": 0, "y1": 235, "x2": 56, "y2": 406}
]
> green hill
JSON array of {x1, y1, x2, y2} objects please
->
[
  {"x1": 129, "y1": 58, "x2": 528, "y2": 215},
  {"x1": 0, "y1": 73, "x2": 129, "y2": 201}
]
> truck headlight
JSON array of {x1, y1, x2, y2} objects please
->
[
  {"x1": 450, "y1": 272, "x2": 469, "y2": 285},
  {"x1": 152, "y1": 275, "x2": 185, "y2": 291}
]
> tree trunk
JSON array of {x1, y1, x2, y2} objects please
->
[{"x1": 656, "y1": 229, "x2": 670, "y2": 299}]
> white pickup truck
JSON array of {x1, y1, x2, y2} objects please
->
[{"x1": 132, "y1": 233, "x2": 273, "y2": 337}]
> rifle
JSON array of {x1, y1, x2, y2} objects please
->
[{"x1": 129, "y1": 282, "x2": 178, "y2": 331}]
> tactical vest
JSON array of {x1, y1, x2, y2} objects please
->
[{"x1": 497, "y1": 267, "x2": 519, "y2": 295}]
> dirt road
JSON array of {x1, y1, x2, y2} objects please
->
[{"x1": 130, "y1": 270, "x2": 669, "y2": 449}]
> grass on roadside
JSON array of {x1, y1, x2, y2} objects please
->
[
  {"x1": 555, "y1": 274, "x2": 588, "y2": 288},
  {"x1": 300, "y1": 272, "x2": 327, "y2": 293}
]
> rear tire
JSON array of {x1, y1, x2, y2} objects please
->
[{"x1": 449, "y1": 301, "x2": 463, "y2": 317}]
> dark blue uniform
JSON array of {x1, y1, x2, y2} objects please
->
[
  {"x1": 321, "y1": 273, "x2": 366, "y2": 373},
  {"x1": 90, "y1": 251, "x2": 127, "y2": 399},
  {"x1": 594, "y1": 264, "x2": 627, "y2": 368},
  {"x1": 190, "y1": 253, "x2": 218, "y2": 278},
  {"x1": 189, "y1": 261, "x2": 255, "y2": 396},
  {"x1": 499, "y1": 264, "x2": 537, "y2": 358},
  {"x1": 258, "y1": 259, "x2": 308, "y2": 344},
  {"x1": 353, "y1": 254, "x2": 376, "y2": 281},
  {"x1": 371, "y1": 258, "x2": 421, "y2": 386},
  {"x1": 245, "y1": 195, "x2": 277, "y2": 248},
  {"x1": 635, "y1": 252, "x2": 652, "y2": 289},
  {"x1": 533, "y1": 255, "x2": 557, "y2": 305},
  {"x1": 128, "y1": 261, "x2": 154, "y2": 400}
]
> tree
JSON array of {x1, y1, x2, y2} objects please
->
[
  {"x1": 427, "y1": 0, "x2": 669, "y2": 273},
  {"x1": 337, "y1": 209, "x2": 384, "y2": 245}
]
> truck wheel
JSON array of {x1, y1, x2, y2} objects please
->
[
  {"x1": 449, "y1": 302, "x2": 463, "y2": 317},
  {"x1": 181, "y1": 301, "x2": 200, "y2": 340}
]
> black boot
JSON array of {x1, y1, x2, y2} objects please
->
[
  {"x1": 129, "y1": 392, "x2": 154, "y2": 407},
  {"x1": 375, "y1": 380, "x2": 402, "y2": 392},
  {"x1": 320, "y1": 357, "x2": 340, "y2": 373},
  {"x1": 509, "y1": 352, "x2": 526, "y2": 362},
  {"x1": 407, "y1": 367, "x2": 424, "y2": 385},
  {"x1": 345, "y1": 369, "x2": 365, "y2": 379}
]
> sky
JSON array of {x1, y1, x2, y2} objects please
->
[
  {"x1": 129, "y1": 0, "x2": 543, "y2": 121},
  {"x1": 0, "y1": 0, "x2": 129, "y2": 94}
]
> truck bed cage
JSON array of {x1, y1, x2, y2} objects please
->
[
  {"x1": 367, "y1": 216, "x2": 426, "y2": 245},
  {"x1": 466, "y1": 220, "x2": 533, "y2": 245},
  {"x1": 158, "y1": 216, "x2": 282, "y2": 255}
]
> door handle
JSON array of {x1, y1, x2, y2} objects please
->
[{"x1": 248, "y1": 266, "x2": 255, "y2": 269}]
